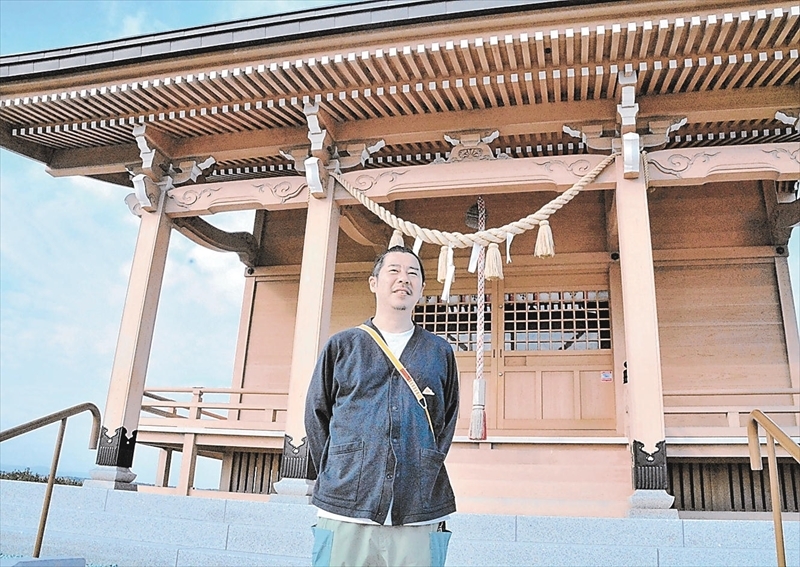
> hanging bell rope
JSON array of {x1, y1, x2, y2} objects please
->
[
  {"x1": 469, "y1": 196, "x2": 488, "y2": 440},
  {"x1": 330, "y1": 153, "x2": 617, "y2": 255}
]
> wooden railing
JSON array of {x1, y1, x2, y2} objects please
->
[
  {"x1": 141, "y1": 387, "x2": 288, "y2": 428},
  {"x1": 747, "y1": 410, "x2": 800, "y2": 567},
  {"x1": 0, "y1": 403, "x2": 101, "y2": 558},
  {"x1": 663, "y1": 387, "x2": 799, "y2": 433}
]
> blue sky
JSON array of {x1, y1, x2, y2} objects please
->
[
  {"x1": 0, "y1": 0, "x2": 352, "y2": 488},
  {"x1": 0, "y1": 0, "x2": 798, "y2": 488}
]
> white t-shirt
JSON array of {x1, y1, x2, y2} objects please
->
[{"x1": 316, "y1": 325, "x2": 448, "y2": 526}]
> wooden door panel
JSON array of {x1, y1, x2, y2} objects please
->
[
  {"x1": 503, "y1": 370, "x2": 539, "y2": 420},
  {"x1": 541, "y1": 371, "x2": 575, "y2": 420},
  {"x1": 579, "y1": 370, "x2": 616, "y2": 420}
]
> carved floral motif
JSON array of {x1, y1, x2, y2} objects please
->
[
  {"x1": 535, "y1": 159, "x2": 592, "y2": 176},
  {"x1": 351, "y1": 170, "x2": 406, "y2": 192},
  {"x1": 648, "y1": 151, "x2": 720, "y2": 178},
  {"x1": 254, "y1": 181, "x2": 307, "y2": 203},
  {"x1": 762, "y1": 147, "x2": 800, "y2": 165},
  {"x1": 168, "y1": 185, "x2": 221, "y2": 209}
]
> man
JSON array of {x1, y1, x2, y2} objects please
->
[{"x1": 305, "y1": 246, "x2": 460, "y2": 567}]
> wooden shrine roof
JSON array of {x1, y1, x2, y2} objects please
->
[{"x1": 0, "y1": 0, "x2": 798, "y2": 187}]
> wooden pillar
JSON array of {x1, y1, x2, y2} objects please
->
[
  {"x1": 91, "y1": 189, "x2": 172, "y2": 486},
  {"x1": 274, "y1": 186, "x2": 340, "y2": 497},
  {"x1": 614, "y1": 155, "x2": 675, "y2": 516},
  {"x1": 775, "y1": 256, "x2": 800, "y2": 424}
]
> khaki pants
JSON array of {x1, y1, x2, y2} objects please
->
[{"x1": 312, "y1": 517, "x2": 451, "y2": 567}]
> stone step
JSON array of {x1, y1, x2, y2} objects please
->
[
  {"x1": 0, "y1": 558, "x2": 85, "y2": 567},
  {"x1": 4, "y1": 525, "x2": 798, "y2": 567},
  {"x1": 1, "y1": 480, "x2": 798, "y2": 567}
]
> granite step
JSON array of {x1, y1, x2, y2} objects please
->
[{"x1": 1, "y1": 480, "x2": 798, "y2": 567}]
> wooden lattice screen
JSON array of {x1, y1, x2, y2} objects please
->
[
  {"x1": 229, "y1": 451, "x2": 282, "y2": 494},
  {"x1": 668, "y1": 459, "x2": 799, "y2": 513}
]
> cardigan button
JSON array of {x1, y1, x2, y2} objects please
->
[{"x1": 386, "y1": 473, "x2": 393, "y2": 480}]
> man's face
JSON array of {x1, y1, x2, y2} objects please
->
[{"x1": 369, "y1": 251, "x2": 425, "y2": 312}]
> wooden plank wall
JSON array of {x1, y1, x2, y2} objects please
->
[{"x1": 651, "y1": 180, "x2": 794, "y2": 428}]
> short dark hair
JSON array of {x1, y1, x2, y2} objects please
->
[{"x1": 371, "y1": 246, "x2": 425, "y2": 283}]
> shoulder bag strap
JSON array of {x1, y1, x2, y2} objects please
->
[{"x1": 358, "y1": 324, "x2": 435, "y2": 438}]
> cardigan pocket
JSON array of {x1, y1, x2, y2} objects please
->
[
  {"x1": 419, "y1": 447, "x2": 447, "y2": 509},
  {"x1": 319, "y1": 440, "x2": 364, "y2": 502}
]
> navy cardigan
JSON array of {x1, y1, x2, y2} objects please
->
[{"x1": 304, "y1": 319, "x2": 459, "y2": 525}]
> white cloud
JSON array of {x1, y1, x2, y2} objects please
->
[
  {"x1": 218, "y1": 0, "x2": 350, "y2": 21},
  {"x1": 98, "y1": 2, "x2": 169, "y2": 39},
  {"x1": 0, "y1": 150, "x2": 246, "y2": 479}
]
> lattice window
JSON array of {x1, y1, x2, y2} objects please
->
[
  {"x1": 503, "y1": 290, "x2": 611, "y2": 351},
  {"x1": 414, "y1": 294, "x2": 491, "y2": 351}
]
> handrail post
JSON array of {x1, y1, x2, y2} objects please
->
[
  {"x1": 747, "y1": 412, "x2": 763, "y2": 470},
  {"x1": 0, "y1": 403, "x2": 101, "y2": 558},
  {"x1": 33, "y1": 418, "x2": 67, "y2": 558},
  {"x1": 765, "y1": 432, "x2": 786, "y2": 567},
  {"x1": 747, "y1": 409, "x2": 800, "y2": 567}
]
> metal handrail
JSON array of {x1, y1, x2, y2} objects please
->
[
  {"x1": 0, "y1": 402, "x2": 101, "y2": 558},
  {"x1": 746, "y1": 409, "x2": 800, "y2": 567}
]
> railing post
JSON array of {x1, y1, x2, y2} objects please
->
[
  {"x1": 190, "y1": 388, "x2": 203, "y2": 420},
  {"x1": 177, "y1": 433, "x2": 198, "y2": 496},
  {"x1": 155, "y1": 448, "x2": 173, "y2": 487},
  {"x1": 33, "y1": 418, "x2": 67, "y2": 558}
]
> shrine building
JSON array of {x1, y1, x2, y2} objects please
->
[{"x1": 1, "y1": 0, "x2": 798, "y2": 517}]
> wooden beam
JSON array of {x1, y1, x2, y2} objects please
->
[
  {"x1": 637, "y1": 85, "x2": 798, "y2": 124},
  {"x1": 45, "y1": 126, "x2": 308, "y2": 177},
  {"x1": 164, "y1": 142, "x2": 799, "y2": 216},
  {"x1": 0, "y1": 125, "x2": 54, "y2": 164},
  {"x1": 646, "y1": 142, "x2": 800, "y2": 187},
  {"x1": 46, "y1": 143, "x2": 140, "y2": 177},
  {"x1": 27, "y1": 86, "x2": 800, "y2": 179}
]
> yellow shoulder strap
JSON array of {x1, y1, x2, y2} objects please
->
[{"x1": 358, "y1": 324, "x2": 435, "y2": 438}]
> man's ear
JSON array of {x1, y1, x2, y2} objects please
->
[{"x1": 368, "y1": 275, "x2": 377, "y2": 293}]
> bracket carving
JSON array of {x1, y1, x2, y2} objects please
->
[
  {"x1": 124, "y1": 193, "x2": 142, "y2": 217},
  {"x1": 279, "y1": 147, "x2": 310, "y2": 173},
  {"x1": 331, "y1": 140, "x2": 386, "y2": 172},
  {"x1": 775, "y1": 110, "x2": 800, "y2": 133},
  {"x1": 127, "y1": 124, "x2": 215, "y2": 214},
  {"x1": 340, "y1": 205, "x2": 391, "y2": 252},
  {"x1": 565, "y1": 71, "x2": 686, "y2": 179},
  {"x1": 167, "y1": 157, "x2": 216, "y2": 185},
  {"x1": 130, "y1": 173, "x2": 161, "y2": 212},
  {"x1": 617, "y1": 71, "x2": 640, "y2": 178},
  {"x1": 435, "y1": 130, "x2": 508, "y2": 163},
  {"x1": 285, "y1": 102, "x2": 386, "y2": 197},
  {"x1": 132, "y1": 124, "x2": 170, "y2": 182},
  {"x1": 172, "y1": 216, "x2": 258, "y2": 267}
]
